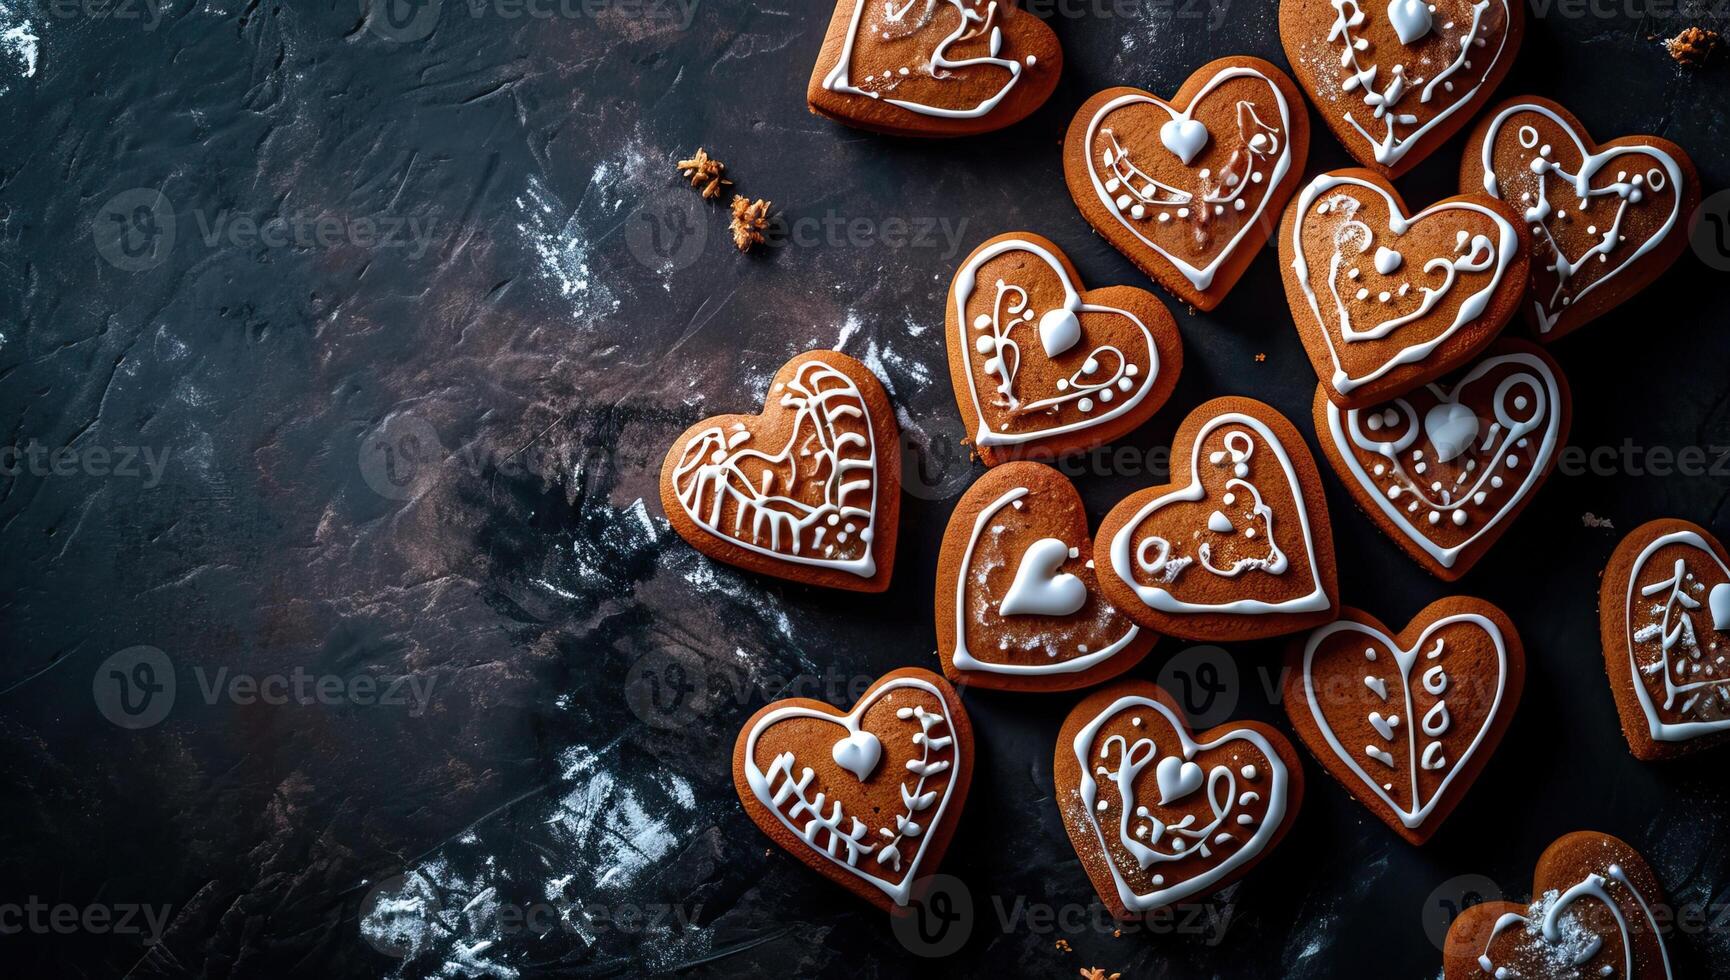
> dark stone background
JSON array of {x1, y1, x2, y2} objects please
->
[{"x1": 2, "y1": 0, "x2": 1728, "y2": 976}]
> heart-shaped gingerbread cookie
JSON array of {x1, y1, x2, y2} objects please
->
[
  {"x1": 1444, "y1": 832, "x2": 1673, "y2": 979},
  {"x1": 734, "y1": 668, "x2": 972, "y2": 912},
  {"x1": 1285, "y1": 598, "x2": 1523, "y2": 845},
  {"x1": 1282, "y1": 170, "x2": 1528, "y2": 409},
  {"x1": 1061, "y1": 57, "x2": 1310, "y2": 311},
  {"x1": 1463, "y1": 96, "x2": 1701, "y2": 343},
  {"x1": 936, "y1": 461, "x2": 1156, "y2": 692},
  {"x1": 1096, "y1": 396, "x2": 1338, "y2": 641},
  {"x1": 1056, "y1": 679, "x2": 1304, "y2": 919},
  {"x1": 660, "y1": 350, "x2": 898, "y2": 592},
  {"x1": 947, "y1": 233, "x2": 1182, "y2": 466},
  {"x1": 1601, "y1": 518, "x2": 1730, "y2": 761},
  {"x1": 807, "y1": 0, "x2": 1061, "y2": 138},
  {"x1": 1315, "y1": 339, "x2": 1571, "y2": 580},
  {"x1": 1280, "y1": 0, "x2": 1524, "y2": 177}
]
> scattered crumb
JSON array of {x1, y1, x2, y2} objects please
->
[
  {"x1": 1079, "y1": 969, "x2": 1122, "y2": 980},
  {"x1": 1582, "y1": 512, "x2": 1615, "y2": 530},
  {"x1": 1255, "y1": 352, "x2": 1267, "y2": 362},
  {"x1": 1054, "y1": 938, "x2": 1073, "y2": 953},
  {"x1": 1665, "y1": 26, "x2": 1719, "y2": 66},
  {"x1": 729, "y1": 196, "x2": 773, "y2": 252}
]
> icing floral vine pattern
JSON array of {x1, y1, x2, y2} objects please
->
[
  {"x1": 670, "y1": 360, "x2": 878, "y2": 576},
  {"x1": 1134, "y1": 430, "x2": 1286, "y2": 586},
  {"x1": 1096, "y1": 99, "x2": 1282, "y2": 246},
  {"x1": 972, "y1": 276, "x2": 1139, "y2": 420},
  {"x1": 1631, "y1": 545, "x2": 1730, "y2": 728}
]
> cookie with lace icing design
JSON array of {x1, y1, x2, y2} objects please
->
[
  {"x1": 1286, "y1": 598, "x2": 1523, "y2": 845},
  {"x1": 1601, "y1": 518, "x2": 1730, "y2": 761},
  {"x1": 734, "y1": 667, "x2": 973, "y2": 913},
  {"x1": 808, "y1": 0, "x2": 1061, "y2": 138},
  {"x1": 1062, "y1": 57, "x2": 1310, "y2": 311},
  {"x1": 1282, "y1": 169, "x2": 1528, "y2": 410},
  {"x1": 1096, "y1": 396, "x2": 1339, "y2": 641},
  {"x1": 1280, "y1": 0, "x2": 1523, "y2": 178},
  {"x1": 660, "y1": 350, "x2": 899, "y2": 592},
  {"x1": 936, "y1": 462, "x2": 1157, "y2": 692},
  {"x1": 946, "y1": 233, "x2": 1182, "y2": 466},
  {"x1": 1444, "y1": 832, "x2": 1673, "y2": 979},
  {"x1": 1463, "y1": 96, "x2": 1700, "y2": 343},
  {"x1": 1314, "y1": 339, "x2": 1570, "y2": 580},
  {"x1": 1056, "y1": 679, "x2": 1304, "y2": 919}
]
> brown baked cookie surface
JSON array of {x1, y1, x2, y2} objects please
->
[
  {"x1": 659, "y1": 350, "x2": 899, "y2": 592},
  {"x1": 1281, "y1": 169, "x2": 1528, "y2": 409},
  {"x1": 733, "y1": 667, "x2": 973, "y2": 913},
  {"x1": 935, "y1": 462, "x2": 1156, "y2": 692},
  {"x1": 946, "y1": 232, "x2": 1182, "y2": 466},
  {"x1": 1060, "y1": 57, "x2": 1310, "y2": 311},
  {"x1": 1462, "y1": 96, "x2": 1701, "y2": 343},
  {"x1": 1285, "y1": 599, "x2": 1523, "y2": 846},
  {"x1": 1313, "y1": 339, "x2": 1571, "y2": 580},
  {"x1": 807, "y1": 0, "x2": 1061, "y2": 138},
  {"x1": 1095, "y1": 396, "x2": 1338, "y2": 641},
  {"x1": 1600, "y1": 518, "x2": 1730, "y2": 761},
  {"x1": 1443, "y1": 832, "x2": 1673, "y2": 979},
  {"x1": 1055, "y1": 680, "x2": 1303, "y2": 919},
  {"x1": 1279, "y1": 0, "x2": 1523, "y2": 177}
]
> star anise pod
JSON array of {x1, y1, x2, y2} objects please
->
[
  {"x1": 1665, "y1": 26, "x2": 1719, "y2": 66},
  {"x1": 676, "y1": 147, "x2": 733, "y2": 200},
  {"x1": 729, "y1": 196, "x2": 773, "y2": 252}
]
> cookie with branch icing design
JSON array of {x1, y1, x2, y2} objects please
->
[
  {"x1": 1096, "y1": 396, "x2": 1339, "y2": 642},
  {"x1": 936, "y1": 462, "x2": 1157, "y2": 692},
  {"x1": 1600, "y1": 518, "x2": 1730, "y2": 761},
  {"x1": 1285, "y1": 599, "x2": 1523, "y2": 846},
  {"x1": 1463, "y1": 96, "x2": 1700, "y2": 343},
  {"x1": 734, "y1": 667, "x2": 972, "y2": 913},
  {"x1": 807, "y1": 0, "x2": 1061, "y2": 138},
  {"x1": 1279, "y1": 0, "x2": 1523, "y2": 178},
  {"x1": 660, "y1": 350, "x2": 899, "y2": 592},
  {"x1": 946, "y1": 233, "x2": 1183, "y2": 466},
  {"x1": 1056, "y1": 679, "x2": 1304, "y2": 919},
  {"x1": 1282, "y1": 169, "x2": 1528, "y2": 409},
  {"x1": 1061, "y1": 57, "x2": 1310, "y2": 311},
  {"x1": 1444, "y1": 831, "x2": 1673, "y2": 979},
  {"x1": 1315, "y1": 339, "x2": 1570, "y2": 580}
]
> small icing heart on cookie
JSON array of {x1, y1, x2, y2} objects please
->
[
  {"x1": 1001, "y1": 538, "x2": 1088, "y2": 617},
  {"x1": 1712, "y1": 582, "x2": 1730, "y2": 632},
  {"x1": 1038, "y1": 306, "x2": 1082, "y2": 358},
  {"x1": 1373, "y1": 245, "x2": 1403, "y2": 275},
  {"x1": 1422, "y1": 401, "x2": 1479, "y2": 463},
  {"x1": 1387, "y1": 0, "x2": 1432, "y2": 45},
  {"x1": 831, "y1": 730, "x2": 883, "y2": 781},
  {"x1": 1154, "y1": 756, "x2": 1205, "y2": 804},
  {"x1": 1159, "y1": 117, "x2": 1209, "y2": 165}
]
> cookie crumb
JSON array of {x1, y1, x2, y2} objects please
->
[
  {"x1": 1583, "y1": 512, "x2": 1616, "y2": 530},
  {"x1": 1254, "y1": 352, "x2": 1267, "y2": 362},
  {"x1": 1078, "y1": 969, "x2": 1121, "y2": 980},
  {"x1": 729, "y1": 196, "x2": 774, "y2": 252},
  {"x1": 1054, "y1": 938, "x2": 1073, "y2": 953},
  {"x1": 677, "y1": 147, "x2": 733, "y2": 200},
  {"x1": 1664, "y1": 27, "x2": 1719, "y2": 66}
]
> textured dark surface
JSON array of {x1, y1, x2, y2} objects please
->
[{"x1": 2, "y1": 1, "x2": 1729, "y2": 977}]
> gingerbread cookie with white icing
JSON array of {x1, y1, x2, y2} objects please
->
[
  {"x1": 946, "y1": 233, "x2": 1183, "y2": 466},
  {"x1": 1314, "y1": 339, "x2": 1571, "y2": 580},
  {"x1": 1279, "y1": 0, "x2": 1524, "y2": 178},
  {"x1": 1281, "y1": 169, "x2": 1529, "y2": 410},
  {"x1": 1056, "y1": 679, "x2": 1304, "y2": 919},
  {"x1": 935, "y1": 462, "x2": 1157, "y2": 692},
  {"x1": 660, "y1": 350, "x2": 899, "y2": 592},
  {"x1": 734, "y1": 667, "x2": 972, "y2": 913},
  {"x1": 1462, "y1": 96, "x2": 1701, "y2": 343},
  {"x1": 1285, "y1": 598, "x2": 1524, "y2": 846},
  {"x1": 807, "y1": 0, "x2": 1061, "y2": 138},
  {"x1": 1444, "y1": 831, "x2": 1673, "y2": 979},
  {"x1": 1061, "y1": 57, "x2": 1310, "y2": 311},
  {"x1": 1600, "y1": 518, "x2": 1730, "y2": 761},
  {"x1": 1095, "y1": 396, "x2": 1339, "y2": 642}
]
